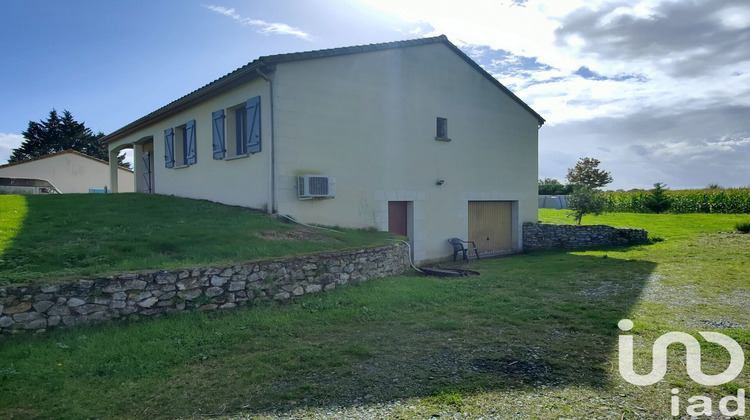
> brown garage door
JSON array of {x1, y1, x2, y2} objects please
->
[{"x1": 468, "y1": 201, "x2": 512, "y2": 255}]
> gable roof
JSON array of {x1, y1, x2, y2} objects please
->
[
  {"x1": 0, "y1": 149, "x2": 133, "y2": 172},
  {"x1": 100, "y1": 35, "x2": 544, "y2": 145}
]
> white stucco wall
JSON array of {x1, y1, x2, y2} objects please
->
[
  {"x1": 0, "y1": 152, "x2": 134, "y2": 193},
  {"x1": 106, "y1": 78, "x2": 271, "y2": 209},
  {"x1": 105, "y1": 42, "x2": 540, "y2": 263},
  {"x1": 272, "y1": 43, "x2": 539, "y2": 262}
]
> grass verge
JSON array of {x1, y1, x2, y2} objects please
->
[{"x1": 0, "y1": 210, "x2": 748, "y2": 419}]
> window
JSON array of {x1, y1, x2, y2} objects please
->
[
  {"x1": 224, "y1": 96, "x2": 261, "y2": 158},
  {"x1": 174, "y1": 124, "x2": 186, "y2": 166},
  {"x1": 235, "y1": 107, "x2": 248, "y2": 155},
  {"x1": 225, "y1": 106, "x2": 243, "y2": 157},
  {"x1": 436, "y1": 117, "x2": 450, "y2": 141},
  {"x1": 166, "y1": 120, "x2": 196, "y2": 168}
]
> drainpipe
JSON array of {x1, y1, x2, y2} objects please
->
[{"x1": 255, "y1": 65, "x2": 275, "y2": 215}]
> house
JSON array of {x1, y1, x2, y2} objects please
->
[
  {"x1": 0, "y1": 149, "x2": 134, "y2": 193},
  {"x1": 100, "y1": 35, "x2": 544, "y2": 263}
]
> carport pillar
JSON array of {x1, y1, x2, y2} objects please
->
[{"x1": 109, "y1": 150, "x2": 119, "y2": 193}]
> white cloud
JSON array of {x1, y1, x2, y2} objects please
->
[
  {"x1": 121, "y1": 149, "x2": 133, "y2": 168},
  {"x1": 713, "y1": 5, "x2": 750, "y2": 30},
  {"x1": 362, "y1": 0, "x2": 750, "y2": 188},
  {"x1": 360, "y1": 0, "x2": 750, "y2": 119},
  {"x1": 204, "y1": 5, "x2": 311, "y2": 40},
  {"x1": 0, "y1": 133, "x2": 24, "y2": 165}
]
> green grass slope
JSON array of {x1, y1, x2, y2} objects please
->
[
  {"x1": 1, "y1": 210, "x2": 748, "y2": 419},
  {"x1": 0, "y1": 194, "x2": 391, "y2": 285}
]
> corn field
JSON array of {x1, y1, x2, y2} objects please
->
[{"x1": 603, "y1": 188, "x2": 750, "y2": 213}]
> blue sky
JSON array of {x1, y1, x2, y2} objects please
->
[{"x1": 1, "y1": 0, "x2": 748, "y2": 189}]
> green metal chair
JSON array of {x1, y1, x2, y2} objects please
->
[{"x1": 448, "y1": 238, "x2": 480, "y2": 262}]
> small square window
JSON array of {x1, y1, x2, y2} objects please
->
[{"x1": 436, "y1": 117, "x2": 450, "y2": 141}]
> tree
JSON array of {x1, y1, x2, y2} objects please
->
[
  {"x1": 644, "y1": 182, "x2": 672, "y2": 214},
  {"x1": 538, "y1": 178, "x2": 571, "y2": 195},
  {"x1": 567, "y1": 184, "x2": 605, "y2": 225},
  {"x1": 9, "y1": 109, "x2": 127, "y2": 167},
  {"x1": 566, "y1": 157, "x2": 613, "y2": 189}
]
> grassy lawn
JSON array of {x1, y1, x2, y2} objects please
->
[
  {"x1": 1, "y1": 210, "x2": 749, "y2": 419},
  {"x1": 0, "y1": 194, "x2": 392, "y2": 285}
]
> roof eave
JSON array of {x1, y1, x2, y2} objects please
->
[
  {"x1": 100, "y1": 61, "x2": 270, "y2": 145},
  {"x1": 101, "y1": 35, "x2": 544, "y2": 145}
]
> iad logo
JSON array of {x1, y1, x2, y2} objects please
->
[
  {"x1": 618, "y1": 319, "x2": 744, "y2": 386},
  {"x1": 618, "y1": 319, "x2": 746, "y2": 417}
]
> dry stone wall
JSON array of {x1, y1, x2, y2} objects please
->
[
  {"x1": 523, "y1": 223, "x2": 648, "y2": 250},
  {"x1": 0, "y1": 243, "x2": 409, "y2": 334}
]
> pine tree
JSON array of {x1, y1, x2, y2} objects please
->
[
  {"x1": 644, "y1": 182, "x2": 672, "y2": 214},
  {"x1": 9, "y1": 109, "x2": 127, "y2": 167}
]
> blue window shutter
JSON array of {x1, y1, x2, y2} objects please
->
[
  {"x1": 164, "y1": 128, "x2": 174, "y2": 168},
  {"x1": 245, "y1": 96, "x2": 261, "y2": 154},
  {"x1": 211, "y1": 110, "x2": 225, "y2": 159},
  {"x1": 185, "y1": 119, "x2": 197, "y2": 164}
]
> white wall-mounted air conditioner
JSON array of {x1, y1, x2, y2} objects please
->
[{"x1": 297, "y1": 175, "x2": 336, "y2": 200}]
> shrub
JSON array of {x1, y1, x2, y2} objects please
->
[{"x1": 736, "y1": 222, "x2": 750, "y2": 233}]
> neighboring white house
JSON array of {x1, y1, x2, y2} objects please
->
[
  {"x1": 0, "y1": 149, "x2": 134, "y2": 193},
  {"x1": 101, "y1": 35, "x2": 545, "y2": 263}
]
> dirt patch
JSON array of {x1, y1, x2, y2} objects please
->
[
  {"x1": 702, "y1": 319, "x2": 746, "y2": 329},
  {"x1": 471, "y1": 357, "x2": 550, "y2": 381},
  {"x1": 256, "y1": 228, "x2": 322, "y2": 241}
]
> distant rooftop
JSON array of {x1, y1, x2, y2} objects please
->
[{"x1": 0, "y1": 149, "x2": 133, "y2": 172}]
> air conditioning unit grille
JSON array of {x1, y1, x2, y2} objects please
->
[
  {"x1": 308, "y1": 176, "x2": 329, "y2": 195},
  {"x1": 297, "y1": 175, "x2": 336, "y2": 200}
]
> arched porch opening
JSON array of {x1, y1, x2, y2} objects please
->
[{"x1": 108, "y1": 143, "x2": 132, "y2": 193}]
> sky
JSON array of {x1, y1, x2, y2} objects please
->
[{"x1": 1, "y1": 0, "x2": 748, "y2": 190}]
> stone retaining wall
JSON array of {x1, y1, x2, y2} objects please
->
[
  {"x1": 0, "y1": 243, "x2": 409, "y2": 334},
  {"x1": 523, "y1": 223, "x2": 648, "y2": 250}
]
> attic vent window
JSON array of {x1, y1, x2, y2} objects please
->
[{"x1": 436, "y1": 117, "x2": 450, "y2": 141}]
